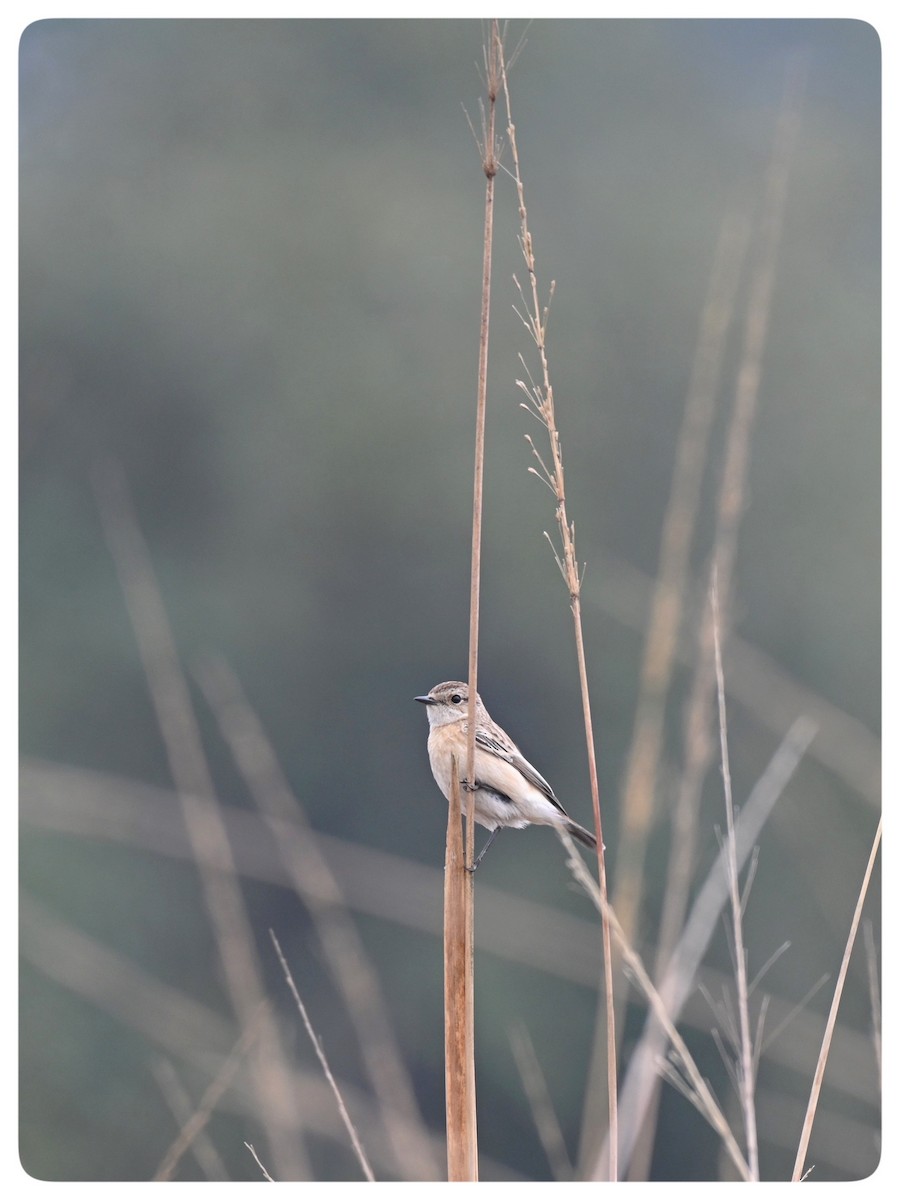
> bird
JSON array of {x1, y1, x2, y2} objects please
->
[{"x1": 415, "y1": 680, "x2": 597, "y2": 869}]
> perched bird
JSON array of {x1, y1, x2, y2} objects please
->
[{"x1": 415, "y1": 680, "x2": 597, "y2": 868}]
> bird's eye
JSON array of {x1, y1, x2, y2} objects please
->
[{"x1": 450, "y1": 693, "x2": 462, "y2": 704}]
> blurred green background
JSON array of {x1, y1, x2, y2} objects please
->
[{"x1": 19, "y1": 18, "x2": 880, "y2": 1183}]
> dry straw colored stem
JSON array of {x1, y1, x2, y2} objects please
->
[
  {"x1": 791, "y1": 818, "x2": 882, "y2": 1181},
  {"x1": 245, "y1": 1142, "x2": 275, "y2": 1182},
  {"x1": 712, "y1": 573, "x2": 760, "y2": 1178},
  {"x1": 464, "y1": 21, "x2": 500, "y2": 799},
  {"x1": 443, "y1": 21, "x2": 502, "y2": 1182},
  {"x1": 563, "y1": 836, "x2": 752, "y2": 1181},
  {"x1": 270, "y1": 931, "x2": 375, "y2": 1182},
  {"x1": 600, "y1": 716, "x2": 816, "y2": 1177},
  {"x1": 444, "y1": 756, "x2": 477, "y2": 1181},
  {"x1": 499, "y1": 38, "x2": 618, "y2": 1179}
]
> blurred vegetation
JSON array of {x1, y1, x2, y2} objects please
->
[{"x1": 20, "y1": 18, "x2": 879, "y2": 1182}]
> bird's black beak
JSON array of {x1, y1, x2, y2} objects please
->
[{"x1": 414, "y1": 695, "x2": 436, "y2": 705}]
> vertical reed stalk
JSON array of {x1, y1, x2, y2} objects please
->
[
  {"x1": 443, "y1": 20, "x2": 502, "y2": 1181},
  {"x1": 444, "y1": 756, "x2": 477, "y2": 1180}
]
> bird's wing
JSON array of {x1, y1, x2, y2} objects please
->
[{"x1": 474, "y1": 729, "x2": 569, "y2": 817}]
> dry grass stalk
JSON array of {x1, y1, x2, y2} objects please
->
[
  {"x1": 598, "y1": 716, "x2": 816, "y2": 1177},
  {"x1": 194, "y1": 653, "x2": 439, "y2": 1180},
  {"x1": 711, "y1": 572, "x2": 760, "y2": 1177},
  {"x1": 791, "y1": 818, "x2": 882, "y2": 1181},
  {"x1": 561, "y1": 833, "x2": 751, "y2": 1181},
  {"x1": 270, "y1": 931, "x2": 375, "y2": 1181},
  {"x1": 22, "y1": 893, "x2": 450, "y2": 1177},
  {"x1": 496, "y1": 36, "x2": 618, "y2": 1181},
  {"x1": 245, "y1": 1142, "x2": 275, "y2": 1182},
  {"x1": 93, "y1": 463, "x2": 308, "y2": 1179},
  {"x1": 442, "y1": 20, "x2": 503, "y2": 1181},
  {"x1": 464, "y1": 18, "x2": 500, "y2": 817},
  {"x1": 444, "y1": 755, "x2": 478, "y2": 1180}
]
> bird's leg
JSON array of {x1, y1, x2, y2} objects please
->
[{"x1": 467, "y1": 827, "x2": 500, "y2": 873}]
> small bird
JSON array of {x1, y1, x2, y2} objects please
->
[{"x1": 415, "y1": 680, "x2": 597, "y2": 869}]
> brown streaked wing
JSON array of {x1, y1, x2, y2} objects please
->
[{"x1": 474, "y1": 729, "x2": 569, "y2": 817}]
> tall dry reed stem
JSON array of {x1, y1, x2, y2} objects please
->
[
  {"x1": 93, "y1": 462, "x2": 308, "y2": 1180},
  {"x1": 497, "y1": 39, "x2": 618, "y2": 1179},
  {"x1": 464, "y1": 20, "x2": 500, "y2": 793},
  {"x1": 443, "y1": 20, "x2": 503, "y2": 1181},
  {"x1": 444, "y1": 756, "x2": 477, "y2": 1180}
]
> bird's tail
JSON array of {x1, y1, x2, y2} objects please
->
[{"x1": 565, "y1": 819, "x2": 597, "y2": 850}]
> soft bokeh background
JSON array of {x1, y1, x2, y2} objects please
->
[{"x1": 19, "y1": 18, "x2": 880, "y2": 1183}]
